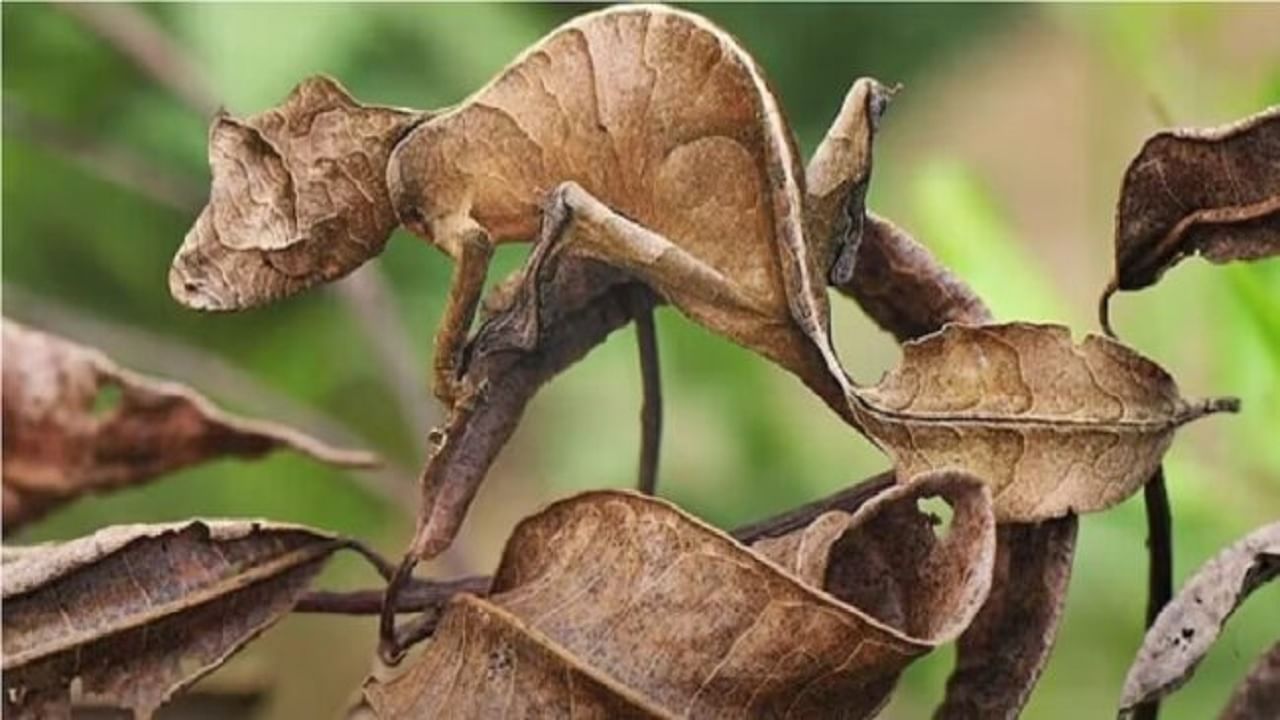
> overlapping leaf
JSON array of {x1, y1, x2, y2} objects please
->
[
  {"x1": 1, "y1": 520, "x2": 348, "y2": 718},
  {"x1": 1219, "y1": 641, "x2": 1280, "y2": 720},
  {"x1": 848, "y1": 322, "x2": 1236, "y2": 521},
  {"x1": 170, "y1": 75, "x2": 423, "y2": 310},
  {"x1": 1120, "y1": 521, "x2": 1280, "y2": 715},
  {"x1": 366, "y1": 474, "x2": 995, "y2": 718},
  {"x1": 837, "y1": 214, "x2": 1077, "y2": 719},
  {"x1": 1, "y1": 319, "x2": 376, "y2": 530}
]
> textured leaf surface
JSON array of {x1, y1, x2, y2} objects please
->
[
  {"x1": 1110, "y1": 105, "x2": 1280, "y2": 293},
  {"x1": 1, "y1": 521, "x2": 345, "y2": 718},
  {"x1": 1, "y1": 320, "x2": 375, "y2": 530},
  {"x1": 170, "y1": 75, "x2": 421, "y2": 310},
  {"x1": 366, "y1": 475, "x2": 995, "y2": 718},
  {"x1": 1120, "y1": 521, "x2": 1280, "y2": 714},
  {"x1": 849, "y1": 322, "x2": 1234, "y2": 521}
]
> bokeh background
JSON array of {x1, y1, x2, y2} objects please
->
[{"x1": 4, "y1": 3, "x2": 1278, "y2": 718}]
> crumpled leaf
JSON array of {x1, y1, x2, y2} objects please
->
[
  {"x1": 1120, "y1": 521, "x2": 1280, "y2": 715},
  {"x1": 848, "y1": 321, "x2": 1236, "y2": 522},
  {"x1": 1, "y1": 319, "x2": 375, "y2": 530},
  {"x1": 936, "y1": 518, "x2": 1077, "y2": 719},
  {"x1": 170, "y1": 75, "x2": 423, "y2": 310},
  {"x1": 1101, "y1": 105, "x2": 1280, "y2": 328},
  {"x1": 386, "y1": 5, "x2": 857, "y2": 421},
  {"x1": 365, "y1": 474, "x2": 996, "y2": 719},
  {"x1": 1113, "y1": 105, "x2": 1280, "y2": 290},
  {"x1": 1, "y1": 520, "x2": 347, "y2": 719},
  {"x1": 1219, "y1": 641, "x2": 1280, "y2": 720}
]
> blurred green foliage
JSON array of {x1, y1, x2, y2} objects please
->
[{"x1": 3, "y1": 4, "x2": 1276, "y2": 719}]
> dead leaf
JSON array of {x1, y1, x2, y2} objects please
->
[
  {"x1": 835, "y1": 212, "x2": 993, "y2": 341},
  {"x1": 1101, "y1": 105, "x2": 1280, "y2": 328},
  {"x1": 2, "y1": 320, "x2": 376, "y2": 530},
  {"x1": 1119, "y1": 521, "x2": 1280, "y2": 715},
  {"x1": 386, "y1": 5, "x2": 862, "y2": 422},
  {"x1": 1, "y1": 520, "x2": 346, "y2": 719},
  {"x1": 936, "y1": 518, "x2": 1077, "y2": 719},
  {"x1": 829, "y1": 212, "x2": 1079, "y2": 718},
  {"x1": 1219, "y1": 641, "x2": 1280, "y2": 720},
  {"x1": 366, "y1": 474, "x2": 995, "y2": 718},
  {"x1": 170, "y1": 75, "x2": 423, "y2": 311},
  {"x1": 848, "y1": 322, "x2": 1236, "y2": 522}
]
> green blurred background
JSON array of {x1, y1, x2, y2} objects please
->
[{"x1": 3, "y1": 3, "x2": 1278, "y2": 718}]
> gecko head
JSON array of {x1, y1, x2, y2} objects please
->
[{"x1": 170, "y1": 76, "x2": 426, "y2": 311}]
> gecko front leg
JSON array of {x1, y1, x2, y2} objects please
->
[{"x1": 430, "y1": 217, "x2": 495, "y2": 409}]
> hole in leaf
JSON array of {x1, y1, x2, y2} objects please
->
[
  {"x1": 91, "y1": 383, "x2": 123, "y2": 418},
  {"x1": 916, "y1": 495, "x2": 954, "y2": 539}
]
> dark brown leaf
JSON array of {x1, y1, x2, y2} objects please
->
[
  {"x1": 936, "y1": 518, "x2": 1077, "y2": 719},
  {"x1": 1102, "y1": 105, "x2": 1280, "y2": 329},
  {"x1": 1219, "y1": 641, "x2": 1280, "y2": 720},
  {"x1": 1, "y1": 521, "x2": 346, "y2": 718},
  {"x1": 1, "y1": 320, "x2": 376, "y2": 530},
  {"x1": 1120, "y1": 521, "x2": 1280, "y2": 714},
  {"x1": 170, "y1": 75, "x2": 423, "y2": 310},
  {"x1": 848, "y1": 322, "x2": 1236, "y2": 522},
  {"x1": 365, "y1": 475, "x2": 995, "y2": 718}
]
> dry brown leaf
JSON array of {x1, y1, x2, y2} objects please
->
[
  {"x1": 170, "y1": 75, "x2": 422, "y2": 310},
  {"x1": 935, "y1": 518, "x2": 1077, "y2": 719},
  {"x1": 1101, "y1": 105, "x2": 1280, "y2": 328},
  {"x1": 1, "y1": 520, "x2": 346, "y2": 719},
  {"x1": 848, "y1": 321, "x2": 1236, "y2": 522},
  {"x1": 833, "y1": 215, "x2": 1077, "y2": 718},
  {"x1": 366, "y1": 474, "x2": 995, "y2": 718},
  {"x1": 1219, "y1": 641, "x2": 1280, "y2": 720},
  {"x1": 836, "y1": 212, "x2": 993, "y2": 340},
  {"x1": 1120, "y1": 521, "x2": 1280, "y2": 715},
  {"x1": 385, "y1": 5, "x2": 877, "y2": 419},
  {"x1": 1, "y1": 320, "x2": 376, "y2": 530}
]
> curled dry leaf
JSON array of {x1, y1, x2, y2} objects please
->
[
  {"x1": 1, "y1": 520, "x2": 346, "y2": 719},
  {"x1": 1, "y1": 319, "x2": 376, "y2": 531},
  {"x1": 1102, "y1": 105, "x2": 1280, "y2": 328},
  {"x1": 1120, "y1": 521, "x2": 1280, "y2": 715},
  {"x1": 848, "y1": 321, "x2": 1237, "y2": 522},
  {"x1": 365, "y1": 473, "x2": 995, "y2": 719},
  {"x1": 836, "y1": 215, "x2": 1077, "y2": 719},
  {"x1": 170, "y1": 75, "x2": 422, "y2": 310},
  {"x1": 1219, "y1": 641, "x2": 1280, "y2": 720}
]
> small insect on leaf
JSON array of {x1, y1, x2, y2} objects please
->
[{"x1": 1, "y1": 319, "x2": 377, "y2": 531}]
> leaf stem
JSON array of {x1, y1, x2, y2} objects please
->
[
  {"x1": 1135, "y1": 467, "x2": 1173, "y2": 720},
  {"x1": 631, "y1": 295, "x2": 663, "y2": 496}
]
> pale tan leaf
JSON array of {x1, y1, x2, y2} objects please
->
[
  {"x1": 366, "y1": 474, "x2": 995, "y2": 718},
  {"x1": 849, "y1": 322, "x2": 1236, "y2": 521},
  {"x1": 1, "y1": 520, "x2": 346, "y2": 719},
  {"x1": 1120, "y1": 521, "x2": 1280, "y2": 715},
  {"x1": 1, "y1": 320, "x2": 376, "y2": 530},
  {"x1": 170, "y1": 75, "x2": 423, "y2": 310}
]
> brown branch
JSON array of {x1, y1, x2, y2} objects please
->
[
  {"x1": 1134, "y1": 467, "x2": 1172, "y2": 720},
  {"x1": 630, "y1": 292, "x2": 663, "y2": 496}
]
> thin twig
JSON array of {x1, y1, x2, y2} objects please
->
[
  {"x1": 297, "y1": 575, "x2": 489, "y2": 615},
  {"x1": 1135, "y1": 467, "x2": 1173, "y2": 720},
  {"x1": 55, "y1": 3, "x2": 220, "y2": 116},
  {"x1": 4, "y1": 101, "x2": 204, "y2": 212},
  {"x1": 631, "y1": 295, "x2": 662, "y2": 496}
]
